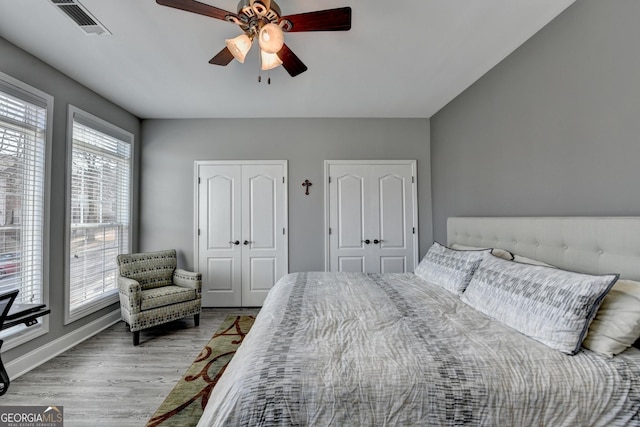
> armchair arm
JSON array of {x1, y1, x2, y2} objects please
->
[
  {"x1": 118, "y1": 276, "x2": 142, "y2": 314},
  {"x1": 173, "y1": 268, "x2": 202, "y2": 296}
]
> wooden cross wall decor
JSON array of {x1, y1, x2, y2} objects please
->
[{"x1": 302, "y1": 180, "x2": 312, "y2": 195}]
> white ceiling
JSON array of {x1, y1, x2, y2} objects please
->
[{"x1": 0, "y1": 0, "x2": 575, "y2": 119}]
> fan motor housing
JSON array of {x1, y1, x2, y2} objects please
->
[{"x1": 234, "y1": 0, "x2": 281, "y2": 24}]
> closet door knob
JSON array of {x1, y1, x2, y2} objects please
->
[
  {"x1": 373, "y1": 239, "x2": 383, "y2": 244},
  {"x1": 229, "y1": 240, "x2": 240, "y2": 245},
  {"x1": 243, "y1": 240, "x2": 253, "y2": 245},
  {"x1": 361, "y1": 239, "x2": 371, "y2": 245}
]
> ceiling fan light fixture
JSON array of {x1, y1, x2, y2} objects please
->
[
  {"x1": 258, "y1": 23, "x2": 284, "y2": 54},
  {"x1": 260, "y1": 50, "x2": 283, "y2": 70},
  {"x1": 225, "y1": 34, "x2": 253, "y2": 63},
  {"x1": 156, "y1": 0, "x2": 352, "y2": 78}
]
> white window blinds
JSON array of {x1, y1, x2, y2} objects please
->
[
  {"x1": 67, "y1": 108, "x2": 131, "y2": 319},
  {"x1": 0, "y1": 78, "x2": 48, "y2": 306}
]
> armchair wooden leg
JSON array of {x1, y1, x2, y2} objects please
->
[
  {"x1": 133, "y1": 331, "x2": 140, "y2": 346},
  {"x1": 194, "y1": 313, "x2": 200, "y2": 327}
]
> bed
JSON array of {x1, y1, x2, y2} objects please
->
[{"x1": 197, "y1": 217, "x2": 640, "y2": 426}]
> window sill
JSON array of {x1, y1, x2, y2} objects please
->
[{"x1": 64, "y1": 291, "x2": 119, "y2": 325}]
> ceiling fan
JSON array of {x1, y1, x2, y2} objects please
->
[{"x1": 156, "y1": 0, "x2": 352, "y2": 78}]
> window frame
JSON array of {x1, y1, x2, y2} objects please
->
[
  {"x1": 0, "y1": 71, "x2": 52, "y2": 350},
  {"x1": 64, "y1": 105, "x2": 133, "y2": 325}
]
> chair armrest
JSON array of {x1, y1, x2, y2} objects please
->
[
  {"x1": 118, "y1": 277, "x2": 142, "y2": 314},
  {"x1": 173, "y1": 268, "x2": 202, "y2": 295}
]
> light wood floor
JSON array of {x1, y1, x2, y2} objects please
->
[{"x1": 1, "y1": 308, "x2": 260, "y2": 427}]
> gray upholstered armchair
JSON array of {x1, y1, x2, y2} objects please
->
[{"x1": 116, "y1": 249, "x2": 202, "y2": 345}]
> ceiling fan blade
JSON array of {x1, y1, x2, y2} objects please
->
[
  {"x1": 277, "y1": 44, "x2": 308, "y2": 77},
  {"x1": 156, "y1": 0, "x2": 234, "y2": 22},
  {"x1": 209, "y1": 47, "x2": 235, "y2": 66},
  {"x1": 280, "y1": 7, "x2": 351, "y2": 32}
]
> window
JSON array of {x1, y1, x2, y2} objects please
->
[
  {"x1": 65, "y1": 106, "x2": 132, "y2": 323},
  {"x1": 0, "y1": 72, "x2": 51, "y2": 345}
]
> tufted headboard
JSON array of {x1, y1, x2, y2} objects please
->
[{"x1": 447, "y1": 217, "x2": 640, "y2": 281}]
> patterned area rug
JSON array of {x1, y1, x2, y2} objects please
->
[{"x1": 146, "y1": 315, "x2": 255, "y2": 427}]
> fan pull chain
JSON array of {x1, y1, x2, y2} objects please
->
[
  {"x1": 256, "y1": 48, "x2": 272, "y2": 84},
  {"x1": 258, "y1": 47, "x2": 262, "y2": 83}
]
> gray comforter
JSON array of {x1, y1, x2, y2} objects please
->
[{"x1": 197, "y1": 272, "x2": 640, "y2": 426}]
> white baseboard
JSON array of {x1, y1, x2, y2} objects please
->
[{"x1": 6, "y1": 309, "x2": 122, "y2": 380}]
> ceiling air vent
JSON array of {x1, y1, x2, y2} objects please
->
[{"x1": 51, "y1": 0, "x2": 111, "y2": 36}]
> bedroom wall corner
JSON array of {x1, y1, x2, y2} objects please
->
[{"x1": 429, "y1": 0, "x2": 640, "y2": 242}]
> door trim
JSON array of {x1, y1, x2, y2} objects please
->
[
  {"x1": 194, "y1": 160, "x2": 289, "y2": 291},
  {"x1": 324, "y1": 160, "x2": 418, "y2": 272}
]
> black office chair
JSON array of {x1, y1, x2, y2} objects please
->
[{"x1": 0, "y1": 289, "x2": 19, "y2": 396}]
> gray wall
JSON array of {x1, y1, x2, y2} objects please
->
[
  {"x1": 0, "y1": 36, "x2": 141, "y2": 363},
  {"x1": 431, "y1": 0, "x2": 640, "y2": 243},
  {"x1": 140, "y1": 118, "x2": 431, "y2": 273}
]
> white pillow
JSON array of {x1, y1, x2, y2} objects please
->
[
  {"x1": 461, "y1": 254, "x2": 618, "y2": 355},
  {"x1": 414, "y1": 242, "x2": 487, "y2": 295},
  {"x1": 450, "y1": 243, "x2": 514, "y2": 261},
  {"x1": 582, "y1": 279, "x2": 640, "y2": 356}
]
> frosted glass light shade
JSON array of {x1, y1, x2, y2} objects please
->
[
  {"x1": 225, "y1": 34, "x2": 252, "y2": 63},
  {"x1": 258, "y1": 23, "x2": 284, "y2": 54},
  {"x1": 261, "y1": 50, "x2": 283, "y2": 70}
]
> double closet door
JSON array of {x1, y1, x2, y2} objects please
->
[
  {"x1": 326, "y1": 160, "x2": 418, "y2": 273},
  {"x1": 195, "y1": 161, "x2": 288, "y2": 307}
]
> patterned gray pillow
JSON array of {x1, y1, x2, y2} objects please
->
[
  {"x1": 461, "y1": 254, "x2": 618, "y2": 355},
  {"x1": 414, "y1": 242, "x2": 487, "y2": 295}
]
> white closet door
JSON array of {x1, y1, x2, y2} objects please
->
[
  {"x1": 241, "y1": 164, "x2": 287, "y2": 306},
  {"x1": 197, "y1": 164, "x2": 242, "y2": 306},
  {"x1": 328, "y1": 164, "x2": 371, "y2": 273},
  {"x1": 327, "y1": 161, "x2": 417, "y2": 273},
  {"x1": 196, "y1": 161, "x2": 288, "y2": 307},
  {"x1": 371, "y1": 164, "x2": 416, "y2": 273}
]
